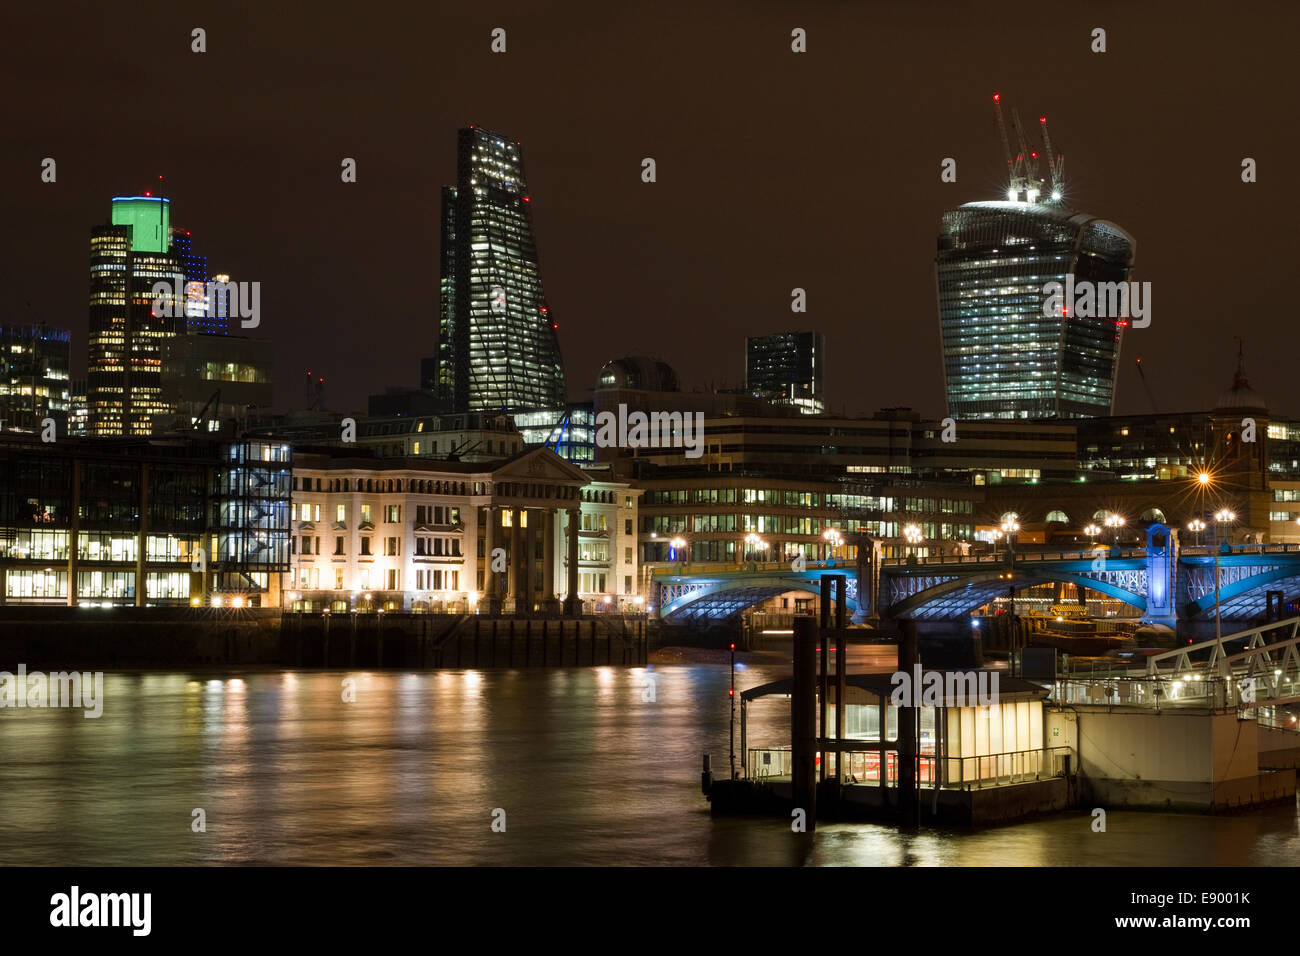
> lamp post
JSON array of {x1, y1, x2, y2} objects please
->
[
  {"x1": 1187, "y1": 519, "x2": 1205, "y2": 548},
  {"x1": 744, "y1": 532, "x2": 766, "y2": 563},
  {"x1": 1083, "y1": 523, "x2": 1101, "y2": 546},
  {"x1": 1104, "y1": 513, "x2": 1126, "y2": 547},
  {"x1": 902, "y1": 523, "x2": 923, "y2": 561},
  {"x1": 1000, "y1": 518, "x2": 1020, "y2": 660},
  {"x1": 822, "y1": 526, "x2": 843, "y2": 562},
  {"x1": 1213, "y1": 508, "x2": 1236, "y2": 646},
  {"x1": 669, "y1": 535, "x2": 687, "y2": 563}
]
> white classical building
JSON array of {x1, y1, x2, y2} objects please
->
[{"x1": 287, "y1": 445, "x2": 642, "y2": 613}]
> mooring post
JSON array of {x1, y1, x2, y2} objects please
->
[
  {"x1": 792, "y1": 615, "x2": 818, "y2": 832},
  {"x1": 834, "y1": 575, "x2": 847, "y2": 795},
  {"x1": 899, "y1": 618, "x2": 920, "y2": 830},
  {"x1": 818, "y1": 577, "x2": 831, "y2": 783}
]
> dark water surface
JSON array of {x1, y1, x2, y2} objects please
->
[{"x1": 1, "y1": 665, "x2": 1297, "y2": 865}]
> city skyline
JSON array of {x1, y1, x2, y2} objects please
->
[{"x1": 2, "y1": 2, "x2": 1294, "y2": 422}]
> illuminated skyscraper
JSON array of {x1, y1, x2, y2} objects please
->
[
  {"x1": 935, "y1": 101, "x2": 1136, "y2": 420},
  {"x1": 87, "y1": 195, "x2": 184, "y2": 436},
  {"x1": 436, "y1": 126, "x2": 566, "y2": 414},
  {"x1": 746, "y1": 331, "x2": 825, "y2": 414}
]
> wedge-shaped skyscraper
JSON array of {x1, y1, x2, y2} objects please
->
[{"x1": 437, "y1": 126, "x2": 566, "y2": 414}]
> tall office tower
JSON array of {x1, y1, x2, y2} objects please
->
[
  {"x1": 436, "y1": 126, "x2": 566, "y2": 414},
  {"x1": 935, "y1": 100, "x2": 1136, "y2": 420},
  {"x1": 0, "y1": 323, "x2": 71, "y2": 432},
  {"x1": 88, "y1": 195, "x2": 185, "y2": 436},
  {"x1": 170, "y1": 228, "x2": 225, "y2": 335},
  {"x1": 745, "y1": 331, "x2": 826, "y2": 414}
]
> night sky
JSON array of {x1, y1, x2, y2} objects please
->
[{"x1": 3, "y1": 1, "x2": 1296, "y2": 419}]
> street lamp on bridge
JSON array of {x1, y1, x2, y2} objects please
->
[
  {"x1": 822, "y1": 526, "x2": 843, "y2": 561},
  {"x1": 743, "y1": 532, "x2": 768, "y2": 563},
  {"x1": 669, "y1": 536, "x2": 688, "y2": 562},
  {"x1": 1212, "y1": 508, "x2": 1236, "y2": 645},
  {"x1": 1104, "y1": 513, "x2": 1126, "y2": 547},
  {"x1": 1187, "y1": 518, "x2": 1206, "y2": 547},
  {"x1": 902, "y1": 523, "x2": 923, "y2": 561},
  {"x1": 1083, "y1": 523, "x2": 1101, "y2": 544}
]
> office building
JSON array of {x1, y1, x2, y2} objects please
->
[
  {"x1": 436, "y1": 126, "x2": 566, "y2": 415},
  {"x1": 0, "y1": 323, "x2": 71, "y2": 432},
  {"x1": 87, "y1": 195, "x2": 185, "y2": 436},
  {"x1": 0, "y1": 434, "x2": 291, "y2": 605},
  {"x1": 745, "y1": 331, "x2": 825, "y2": 414}
]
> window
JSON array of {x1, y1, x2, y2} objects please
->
[
  {"x1": 385, "y1": 536, "x2": 399, "y2": 556},
  {"x1": 625, "y1": 519, "x2": 633, "y2": 535},
  {"x1": 334, "y1": 569, "x2": 344, "y2": 589},
  {"x1": 360, "y1": 538, "x2": 372, "y2": 556},
  {"x1": 299, "y1": 535, "x2": 311, "y2": 555},
  {"x1": 386, "y1": 505, "x2": 400, "y2": 523},
  {"x1": 335, "y1": 504, "x2": 346, "y2": 522},
  {"x1": 334, "y1": 536, "x2": 344, "y2": 555},
  {"x1": 361, "y1": 504, "x2": 373, "y2": 524},
  {"x1": 387, "y1": 569, "x2": 399, "y2": 590},
  {"x1": 625, "y1": 547, "x2": 633, "y2": 563}
]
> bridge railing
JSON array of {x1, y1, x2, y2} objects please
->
[
  {"x1": 1052, "y1": 675, "x2": 1230, "y2": 709},
  {"x1": 746, "y1": 745, "x2": 1073, "y2": 790}
]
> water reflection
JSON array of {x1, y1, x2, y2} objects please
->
[{"x1": 0, "y1": 665, "x2": 1293, "y2": 865}]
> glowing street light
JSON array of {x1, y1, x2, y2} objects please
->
[
  {"x1": 743, "y1": 532, "x2": 767, "y2": 562},
  {"x1": 1187, "y1": 518, "x2": 1206, "y2": 547},
  {"x1": 1083, "y1": 523, "x2": 1101, "y2": 543},
  {"x1": 1104, "y1": 513, "x2": 1126, "y2": 546},
  {"x1": 669, "y1": 536, "x2": 688, "y2": 561},
  {"x1": 822, "y1": 526, "x2": 843, "y2": 559}
]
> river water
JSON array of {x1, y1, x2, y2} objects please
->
[{"x1": 1, "y1": 664, "x2": 1297, "y2": 866}]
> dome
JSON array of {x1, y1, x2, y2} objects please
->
[
  {"x1": 596, "y1": 356, "x2": 680, "y2": 392},
  {"x1": 1214, "y1": 345, "x2": 1267, "y2": 413}
]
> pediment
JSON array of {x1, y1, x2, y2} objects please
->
[{"x1": 491, "y1": 446, "x2": 589, "y2": 486}]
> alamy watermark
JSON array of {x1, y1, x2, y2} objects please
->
[
  {"x1": 1042, "y1": 276, "x2": 1150, "y2": 328},
  {"x1": 889, "y1": 665, "x2": 998, "y2": 707},
  {"x1": 0, "y1": 664, "x2": 104, "y2": 717},
  {"x1": 152, "y1": 278, "x2": 260, "y2": 328},
  {"x1": 594, "y1": 403, "x2": 705, "y2": 459}
]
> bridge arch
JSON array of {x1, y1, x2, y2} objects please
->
[
  {"x1": 657, "y1": 569, "x2": 859, "y2": 622},
  {"x1": 887, "y1": 568, "x2": 1147, "y2": 621}
]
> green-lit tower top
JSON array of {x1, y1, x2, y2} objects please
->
[{"x1": 111, "y1": 195, "x2": 171, "y2": 253}]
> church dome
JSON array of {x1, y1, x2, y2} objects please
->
[{"x1": 1214, "y1": 345, "x2": 1268, "y2": 413}]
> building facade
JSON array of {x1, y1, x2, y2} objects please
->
[
  {"x1": 88, "y1": 196, "x2": 185, "y2": 436},
  {"x1": 745, "y1": 331, "x2": 825, "y2": 415},
  {"x1": 0, "y1": 435, "x2": 291, "y2": 606},
  {"x1": 936, "y1": 200, "x2": 1135, "y2": 420},
  {"x1": 0, "y1": 323, "x2": 70, "y2": 433},
  {"x1": 287, "y1": 446, "x2": 642, "y2": 612},
  {"x1": 436, "y1": 126, "x2": 566, "y2": 415}
]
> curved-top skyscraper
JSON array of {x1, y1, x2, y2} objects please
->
[{"x1": 935, "y1": 101, "x2": 1136, "y2": 420}]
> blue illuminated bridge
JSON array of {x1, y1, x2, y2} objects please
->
[{"x1": 651, "y1": 525, "x2": 1300, "y2": 630}]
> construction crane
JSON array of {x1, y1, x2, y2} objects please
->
[
  {"x1": 1010, "y1": 108, "x2": 1042, "y2": 202},
  {"x1": 190, "y1": 389, "x2": 221, "y2": 430},
  {"x1": 992, "y1": 94, "x2": 1025, "y2": 200},
  {"x1": 1135, "y1": 358, "x2": 1159, "y2": 413},
  {"x1": 1038, "y1": 115, "x2": 1065, "y2": 200}
]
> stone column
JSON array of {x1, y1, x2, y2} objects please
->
[
  {"x1": 509, "y1": 507, "x2": 522, "y2": 614},
  {"x1": 522, "y1": 508, "x2": 536, "y2": 616},
  {"x1": 564, "y1": 507, "x2": 581, "y2": 616},
  {"x1": 542, "y1": 509, "x2": 556, "y2": 612},
  {"x1": 483, "y1": 504, "x2": 500, "y2": 616},
  {"x1": 463, "y1": 503, "x2": 479, "y2": 611}
]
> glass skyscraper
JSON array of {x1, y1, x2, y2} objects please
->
[
  {"x1": 436, "y1": 126, "x2": 566, "y2": 414},
  {"x1": 935, "y1": 201, "x2": 1135, "y2": 420},
  {"x1": 746, "y1": 331, "x2": 826, "y2": 414},
  {"x1": 88, "y1": 196, "x2": 185, "y2": 436}
]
